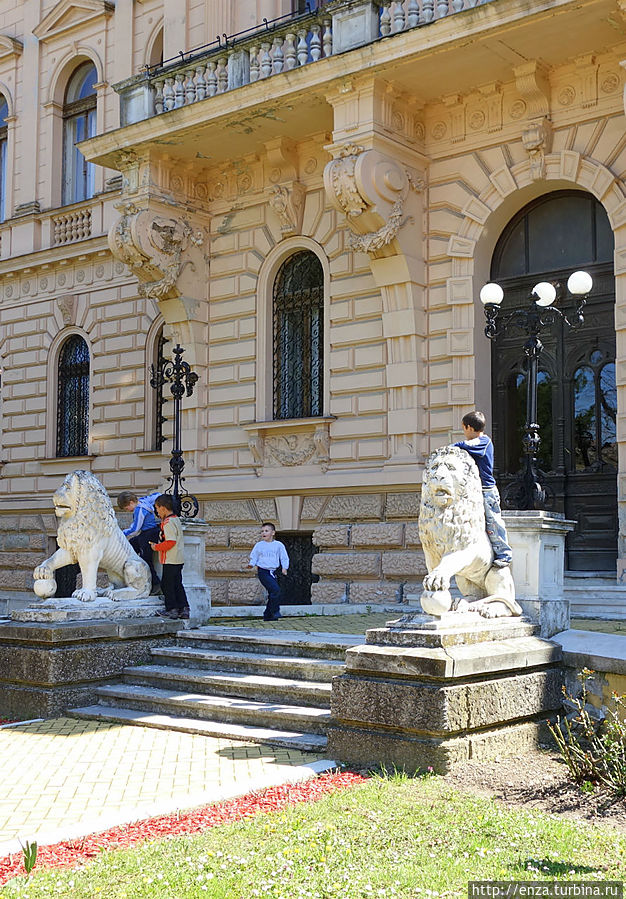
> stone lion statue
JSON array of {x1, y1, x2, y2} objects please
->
[
  {"x1": 33, "y1": 470, "x2": 152, "y2": 602},
  {"x1": 418, "y1": 445, "x2": 522, "y2": 619}
]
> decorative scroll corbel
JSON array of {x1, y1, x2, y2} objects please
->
[
  {"x1": 324, "y1": 146, "x2": 424, "y2": 254},
  {"x1": 522, "y1": 118, "x2": 552, "y2": 181},
  {"x1": 108, "y1": 202, "x2": 205, "y2": 300}
]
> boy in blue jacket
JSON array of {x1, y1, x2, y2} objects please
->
[
  {"x1": 117, "y1": 490, "x2": 162, "y2": 593},
  {"x1": 454, "y1": 410, "x2": 512, "y2": 568}
]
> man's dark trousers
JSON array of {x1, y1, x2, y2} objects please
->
[
  {"x1": 129, "y1": 525, "x2": 161, "y2": 589},
  {"x1": 257, "y1": 567, "x2": 281, "y2": 619}
]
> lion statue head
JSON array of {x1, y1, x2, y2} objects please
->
[
  {"x1": 54, "y1": 470, "x2": 118, "y2": 556},
  {"x1": 418, "y1": 445, "x2": 484, "y2": 557}
]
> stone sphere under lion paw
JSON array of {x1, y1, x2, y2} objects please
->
[{"x1": 33, "y1": 578, "x2": 57, "y2": 599}]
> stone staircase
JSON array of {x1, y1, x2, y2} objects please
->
[
  {"x1": 564, "y1": 575, "x2": 626, "y2": 620},
  {"x1": 70, "y1": 626, "x2": 365, "y2": 751}
]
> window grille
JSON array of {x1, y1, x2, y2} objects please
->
[
  {"x1": 273, "y1": 251, "x2": 324, "y2": 420},
  {"x1": 56, "y1": 335, "x2": 89, "y2": 457},
  {"x1": 154, "y1": 330, "x2": 168, "y2": 450}
]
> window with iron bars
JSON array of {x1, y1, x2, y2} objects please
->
[
  {"x1": 56, "y1": 335, "x2": 89, "y2": 457},
  {"x1": 273, "y1": 250, "x2": 324, "y2": 420},
  {"x1": 153, "y1": 329, "x2": 168, "y2": 450}
]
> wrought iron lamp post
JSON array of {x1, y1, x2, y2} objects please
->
[
  {"x1": 150, "y1": 343, "x2": 199, "y2": 518},
  {"x1": 480, "y1": 270, "x2": 593, "y2": 510}
]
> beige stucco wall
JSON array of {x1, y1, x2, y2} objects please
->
[{"x1": 0, "y1": 0, "x2": 624, "y2": 602}]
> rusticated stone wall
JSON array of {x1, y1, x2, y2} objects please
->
[
  {"x1": 202, "y1": 491, "x2": 425, "y2": 608},
  {"x1": 0, "y1": 513, "x2": 56, "y2": 596}
]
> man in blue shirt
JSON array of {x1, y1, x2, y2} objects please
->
[
  {"x1": 454, "y1": 411, "x2": 512, "y2": 567},
  {"x1": 117, "y1": 490, "x2": 162, "y2": 593}
]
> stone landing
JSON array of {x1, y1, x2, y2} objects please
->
[
  {"x1": 0, "y1": 617, "x2": 182, "y2": 719},
  {"x1": 327, "y1": 613, "x2": 563, "y2": 773}
]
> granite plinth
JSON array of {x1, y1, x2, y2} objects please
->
[
  {"x1": 375, "y1": 613, "x2": 537, "y2": 648},
  {"x1": 11, "y1": 596, "x2": 164, "y2": 622},
  {"x1": 0, "y1": 617, "x2": 181, "y2": 718},
  {"x1": 328, "y1": 622, "x2": 563, "y2": 774}
]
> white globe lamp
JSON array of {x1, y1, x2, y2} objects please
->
[
  {"x1": 567, "y1": 270, "x2": 592, "y2": 296},
  {"x1": 532, "y1": 282, "x2": 556, "y2": 307},
  {"x1": 479, "y1": 283, "x2": 504, "y2": 306}
]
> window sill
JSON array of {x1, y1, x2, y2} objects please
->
[{"x1": 241, "y1": 417, "x2": 334, "y2": 475}]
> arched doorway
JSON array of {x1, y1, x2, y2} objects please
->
[{"x1": 490, "y1": 190, "x2": 616, "y2": 571}]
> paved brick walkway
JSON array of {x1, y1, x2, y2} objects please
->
[
  {"x1": 214, "y1": 612, "x2": 392, "y2": 634},
  {"x1": 0, "y1": 716, "x2": 332, "y2": 857}
]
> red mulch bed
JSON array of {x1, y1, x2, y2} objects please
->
[{"x1": 0, "y1": 770, "x2": 367, "y2": 885}]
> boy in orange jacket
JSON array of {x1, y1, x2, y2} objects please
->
[{"x1": 149, "y1": 494, "x2": 190, "y2": 620}]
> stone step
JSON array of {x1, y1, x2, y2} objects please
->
[
  {"x1": 70, "y1": 704, "x2": 328, "y2": 752},
  {"x1": 151, "y1": 645, "x2": 345, "y2": 682},
  {"x1": 123, "y1": 664, "x2": 332, "y2": 708},
  {"x1": 93, "y1": 683, "x2": 332, "y2": 735},
  {"x1": 208, "y1": 602, "x2": 416, "y2": 619},
  {"x1": 176, "y1": 626, "x2": 362, "y2": 661}
]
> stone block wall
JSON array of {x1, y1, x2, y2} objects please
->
[{"x1": 0, "y1": 513, "x2": 55, "y2": 594}]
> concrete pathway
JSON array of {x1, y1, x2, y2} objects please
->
[{"x1": 0, "y1": 716, "x2": 334, "y2": 858}]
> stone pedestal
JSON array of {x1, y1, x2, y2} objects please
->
[
  {"x1": 327, "y1": 613, "x2": 563, "y2": 774},
  {"x1": 0, "y1": 617, "x2": 181, "y2": 719},
  {"x1": 504, "y1": 511, "x2": 575, "y2": 637},
  {"x1": 182, "y1": 519, "x2": 211, "y2": 624}
]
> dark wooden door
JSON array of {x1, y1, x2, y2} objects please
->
[
  {"x1": 275, "y1": 532, "x2": 319, "y2": 604},
  {"x1": 490, "y1": 191, "x2": 616, "y2": 572}
]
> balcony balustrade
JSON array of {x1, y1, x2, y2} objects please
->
[{"x1": 116, "y1": 0, "x2": 494, "y2": 125}]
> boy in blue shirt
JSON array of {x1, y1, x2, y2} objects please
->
[
  {"x1": 454, "y1": 410, "x2": 512, "y2": 567},
  {"x1": 117, "y1": 490, "x2": 162, "y2": 593},
  {"x1": 248, "y1": 522, "x2": 290, "y2": 621}
]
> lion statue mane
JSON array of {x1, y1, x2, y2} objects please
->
[
  {"x1": 418, "y1": 445, "x2": 522, "y2": 619},
  {"x1": 33, "y1": 470, "x2": 152, "y2": 602}
]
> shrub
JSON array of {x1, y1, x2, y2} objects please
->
[{"x1": 548, "y1": 668, "x2": 626, "y2": 798}]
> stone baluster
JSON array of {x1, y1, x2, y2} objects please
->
[
  {"x1": 322, "y1": 19, "x2": 332, "y2": 56},
  {"x1": 206, "y1": 61, "x2": 217, "y2": 96},
  {"x1": 436, "y1": 0, "x2": 449, "y2": 16},
  {"x1": 216, "y1": 56, "x2": 228, "y2": 92},
  {"x1": 393, "y1": 1, "x2": 406, "y2": 31},
  {"x1": 284, "y1": 32, "x2": 297, "y2": 70},
  {"x1": 174, "y1": 72, "x2": 185, "y2": 107},
  {"x1": 272, "y1": 36, "x2": 284, "y2": 74},
  {"x1": 163, "y1": 77, "x2": 176, "y2": 111},
  {"x1": 70, "y1": 214, "x2": 79, "y2": 242},
  {"x1": 310, "y1": 24, "x2": 322, "y2": 61},
  {"x1": 407, "y1": 0, "x2": 420, "y2": 25},
  {"x1": 185, "y1": 68, "x2": 196, "y2": 104},
  {"x1": 195, "y1": 65, "x2": 207, "y2": 101},
  {"x1": 422, "y1": 0, "x2": 434, "y2": 22},
  {"x1": 249, "y1": 44, "x2": 260, "y2": 81},
  {"x1": 154, "y1": 79, "x2": 165, "y2": 114},
  {"x1": 452, "y1": 0, "x2": 464, "y2": 10},
  {"x1": 380, "y1": 2, "x2": 392, "y2": 35},
  {"x1": 259, "y1": 41, "x2": 272, "y2": 78},
  {"x1": 297, "y1": 28, "x2": 308, "y2": 66}
]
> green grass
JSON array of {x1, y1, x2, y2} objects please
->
[{"x1": 3, "y1": 774, "x2": 625, "y2": 898}]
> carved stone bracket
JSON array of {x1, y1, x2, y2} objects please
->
[
  {"x1": 522, "y1": 117, "x2": 553, "y2": 180},
  {"x1": 108, "y1": 202, "x2": 205, "y2": 300},
  {"x1": 323, "y1": 146, "x2": 424, "y2": 254},
  {"x1": 268, "y1": 182, "x2": 305, "y2": 235},
  {"x1": 56, "y1": 294, "x2": 76, "y2": 326},
  {"x1": 242, "y1": 417, "x2": 334, "y2": 477},
  {"x1": 513, "y1": 60, "x2": 551, "y2": 119}
]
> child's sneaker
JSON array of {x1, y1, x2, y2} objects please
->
[
  {"x1": 179, "y1": 607, "x2": 190, "y2": 619},
  {"x1": 492, "y1": 559, "x2": 511, "y2": 568}
]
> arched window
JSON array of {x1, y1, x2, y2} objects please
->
[
  {"x1": 152, "y1": 328, "x2": 168, "y2": 450},
  {"x1": 0, "y1": 96, "x2": 8, "y2": 221},
  {"x1": 273, "y1": 250, "x2": 324, "y2": 420},
  {"x1": 62, "y1": 62, "x2": 97, "y2": 205},
  {"x1": 148, "y1": 28, "x2": 164, "y2": 68},
  {"x1": 56, "y1": 335, "x2": 89, "y2": 457}
]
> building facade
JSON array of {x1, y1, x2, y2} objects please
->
[{"x1": 0, "y1": 0, "x2": 623, "y2": 608}]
